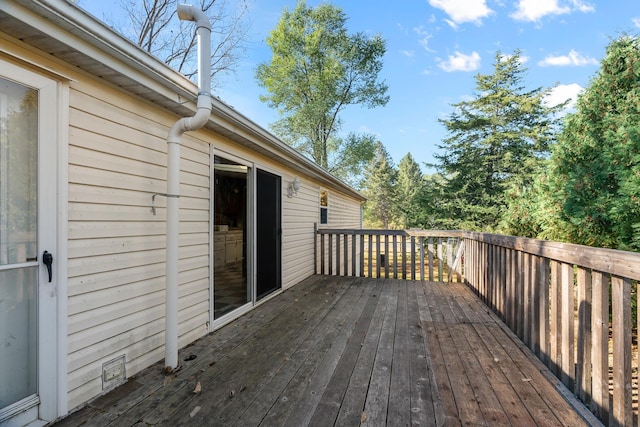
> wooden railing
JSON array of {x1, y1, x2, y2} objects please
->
[
  {"x1": 463, "y1": 231, "x2": 640, "y2": 426},
  {"x1": 314, "y1": 227, "x2": 640, "y2": 426},
  {"x1": 314, "y1": 228, "x2": 464, "y2": 282}
]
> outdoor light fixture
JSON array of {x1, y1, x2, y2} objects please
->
[{"x1": 287, "y1": 177, "x2": 301, "y2": 198}]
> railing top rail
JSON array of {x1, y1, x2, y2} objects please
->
[
  {"x1": 464, "y1": 231, "x2": 640, "y2": 281},
  {"x1": 316, "y1": 228, "x2": 463, "y2": 238}
]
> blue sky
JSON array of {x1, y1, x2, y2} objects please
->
[{"x1": 78, "y1": 0, "x2": 640, "y2": 172}]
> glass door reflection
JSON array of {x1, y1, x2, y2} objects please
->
[{"x1": 213, "y1": 156, "x2": 250, "y2": 319}]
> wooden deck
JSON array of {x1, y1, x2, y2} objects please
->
[{"x1": 54, "y1": 275, "x2": 599, "y2": 426}]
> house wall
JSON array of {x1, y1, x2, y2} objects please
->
[
  {"x1": 282, "y1": 181, "x2": 363, "y2": 289},
  {"x1": 1, "y1": 30, "x2": 363, "y2": 413},
  {"x1": 65, "y1": 74, "x2": 212, "y2": 409}
]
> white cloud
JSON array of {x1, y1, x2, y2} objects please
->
[
  {"x1": 414, "y1": 26, "x2": 435, "y2": 52},
  {"x1": 511, "y1": 0, "x2": 593, "y2": 22},
  {"x1": 500, "y1": 53, "x2": 530, "y2": 64},
  {"x1": 571, "y1": 0, "x2": 595, "y2": 13},
  {"x1": 444, "y1": 19, "x2": 458, "y2": 30},
  {"x1": 538, "y1": 49, "x2": 597, "y2": 67},
  {"x1": 633, "y1": 17, "x2": 640, "y2": 28},
  {"x1": 438, "y1": 51, "x2": 481, "y2": 72},
  {"x1": 511, "y1": 0, "x2": 569, "y2": 22},
  {"x1": 428, "y1": 0, "x2": 493, "y2": 25},
  {"x1": 402, "y1": 50, "x2": 415, "y2": 58},
  {"x1": 544, "y1": 83, "x2": 583, "y2": 110}
]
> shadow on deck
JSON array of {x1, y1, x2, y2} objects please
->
[{"x1": 53, "y1": 276, "x2": 599, "y2": 426}]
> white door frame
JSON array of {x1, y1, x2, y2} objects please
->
[
  {"x1": 0, "y1": 58, "x2": 66, "y2": 425},
  {"x1": 210, "y1": 148, "x2": 254, "y2": 330}
]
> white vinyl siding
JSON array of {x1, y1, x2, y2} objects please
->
[
  {"x1": 66, "y1": 80, "x2": 210, "y2": 409},
  {"x1": 281, "y1": 177, "x2": 319, "y2": 289},
  {"x1": 3, "y1": 32, "x2": 364, "y2": 413},
  {"x1": 281, "y1": 183, "x2": 363, "y2": 287}
]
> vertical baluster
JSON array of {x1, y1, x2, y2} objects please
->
[
  {"x1": 393, "y1": 235, "x2": 398, "y2": 279},
  {"x1": 411, "y1": 236, "x2": 416, "y2": 280},
  {"x1": 320, "y1": 233, "x2": 325, "y2": 275},
  {"x1": 576, "y1": 267, "x2": 592, "y2": 403},
  {"x1": 351, "y1": 234, "x2": 356, "y2": 277},
  {"x1": 560, "y1": 262, "x2": 575, "y2": 391},
  {"x1": 384, "y1": 233, "x2": 390, "y2": 278},
  {"x1": 402, "y1": 235, "x2": 407, "y2": 280},
  {"x1": 367, "y1": 234, "x2": 373, "y2": 278},
  {"x1": 375, "y1": 235, "x2": 381, "y2": 278},
  {"x1": 438, "y1": 237, "x2": 443, "y2": 282},
  {"x1": 336, "y1": 233, "x2": 341, "y2": 276},
  {"x1": 428, "y1": 237, "x2": 434, "y2": 281},
  {"x1": 612, "y1": 276, "x2": 632, "y2": 426},
  {"x1": 419, "y1": 236, "x2": 425, "y2": 281},
  {"x1": 328, "y1": 234, "x2": 333, "y2": 275},
  {"x1": 538, "y1": 258, "x2": 550, "y2": 365}
]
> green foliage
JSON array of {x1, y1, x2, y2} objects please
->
[
  {"x1": 432, "y1": 50, "x2": 563, "y2": 231},
  {"x1": 362, "y1": 142, "x2": 398, "y2": 228},
  {"x1": 396, "y1": 153, "x2": 425, "y2": 228},
  {"x1": 256, "y1": 0, "x2": 389, "y2": 179},
  {"x1": 326, "y1": 132, "x2": 377, "y2": 189},
  {"x1": 533, "y1": 36, "x2": 640, "y2": 250}
]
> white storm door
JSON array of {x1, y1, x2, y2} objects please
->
[{"x1": 0, "y1": 61, "x2": 59, "y2": 426}]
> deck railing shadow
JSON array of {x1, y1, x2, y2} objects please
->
[{"x1": 315, "y1": 227, "x2": 640, "y2": 426}]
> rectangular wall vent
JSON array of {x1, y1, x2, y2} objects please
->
[{"x1": 102, "y1": 355, "x2": 126, "y2": 390}]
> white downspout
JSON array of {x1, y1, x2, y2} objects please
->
[{"x1": 165, "y1": 4, "x2": 211, "y2": 371}]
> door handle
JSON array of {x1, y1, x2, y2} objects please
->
[{"x1": 42, "y1": 250, "x2": 53, "y2": 282}]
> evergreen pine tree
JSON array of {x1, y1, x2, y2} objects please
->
[
  {"x1": 540, "y1": 36, "x2": 640, "y2": 250},
  {"x1": 396, "y1": 153, "x2": 424, "y2": 228},
  {"x1": 433, "y1": 50, "x2": 563, "y2": 231},
  {"x1": 362, "y1": 142, "x2": 398, "y2": 228}
]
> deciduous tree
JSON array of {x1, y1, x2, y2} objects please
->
[
  {"x1": 100, "y1": 0, "x2": 248, "y2": 86},
  {"x1": 256, "y1": 0, "x2": 389, "y2": 178}
]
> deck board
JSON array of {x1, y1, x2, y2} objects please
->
[{"x1": 53, "y1": 275, "x2": 598, "y2": 427}]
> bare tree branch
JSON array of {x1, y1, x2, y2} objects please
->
[{"x1": 107, "y1": 0, "x2": 249, "y2": 88}]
